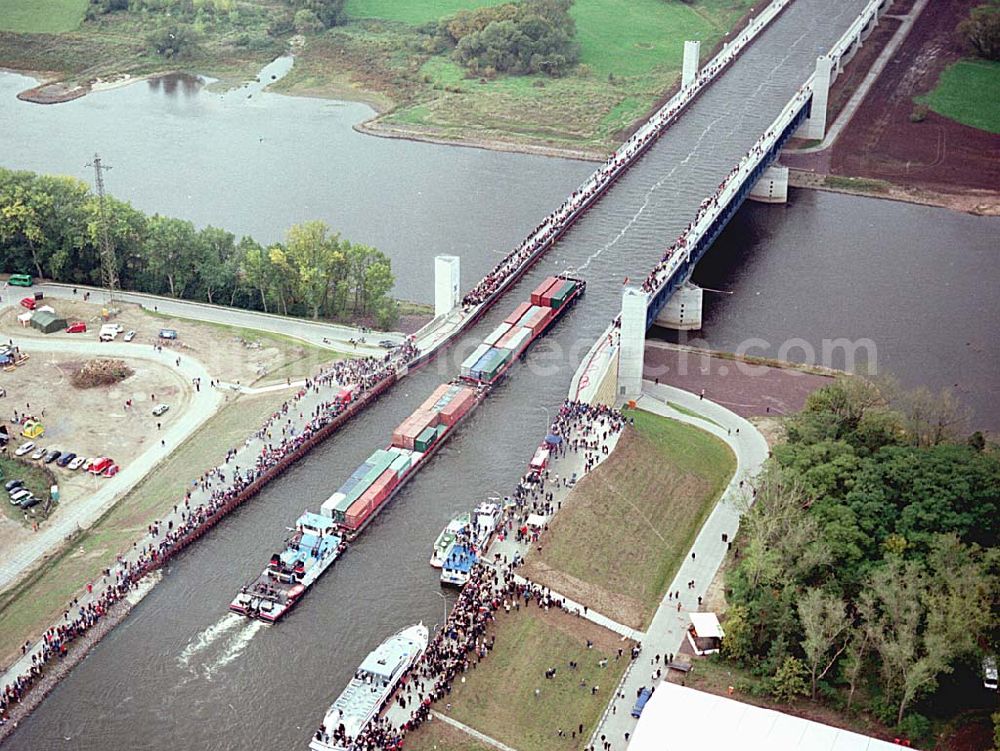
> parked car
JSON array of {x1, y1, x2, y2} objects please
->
[
  {"x1": 158, "y1": 328, "x2": 178, "y2": 340},
  {"x1": 9, "y1": 488, "x2": 31, "y2": 504},
  {"x1": 66, "y1": 321, "x2": 87, "y2": 334},
  {"x1": 68, "y1": 456, "x2": 87, "y2": 470},
  {"x1": 152, "y1": 404, "x2": 170, "y2": 417},
  {"x1": 631, "y1": 687, "x2": 653, "y2": 718},
  {"x1": 985, "y1": 657, "x2": 998, "y2": 691},
  {"x1": 88, "y1": 457, "x2": 113, "y2": 475},
  {"x1": 30, "y1": 445, "x2": 46, "y2": 461},
  {"x1": 14, "y1": 441, "x2": 35, "y2": 457},
  {"x1": 379, "y1": 339, "x2": 397, "y2": 349},
  {"x1": 102, "y1": 464, "x2": 120, "y2": 478},
  {"x1": 19, "y1": 297, "x2": 36, "y2": 310},
  {"x1": 123, "y1": 330, "x2": 136, "y2": 342},
  {"x1": 4, "y1": 479, "x2": 24, "y2": 492},
  {"x1": 56, "y1": 452, "x2": 76, "y2": 468},
  {"x1": 18, "y1": 496, "x2": 40, "y2": 509},
  {"x1": 44, "y1": 449, "x2": 61, "y2": 464}
]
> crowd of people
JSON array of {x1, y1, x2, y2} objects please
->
[
  {"x1": 324, "y1": 401, "x2": 629, "y2": 749},
  {"x1": 0, "y1": 340, "x2": 421, "y2": 728},
  {"x1": 460, "y1": 1, "x2": 787, "y2": 312}
]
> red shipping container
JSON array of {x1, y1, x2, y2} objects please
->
[
  {"x1": 439, "y1": 388, "x2": 477, "y2": 426},
  {"x1": 530, "y1": 277, "x2": 562, "y2": 306},
  {"x1": 345, "y1": 468, "x2": 398, "y2": 529},
  {"x1": 418, "y1": 384, "x2": 452, "y2": 414},
  {"x1": 504, "y1": 302, "x2": 532, "y2": 325},
  {"x1": 392, "y1": 409, "x2": 438, "y2": 449}
]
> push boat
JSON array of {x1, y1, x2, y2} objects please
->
[
  {"x1": 230, "y1": 512, "x2": 344, "y2": 623},
  {"x1": 232, "y1": 276, "x2": 584, "y2": 621},
  {"x1": 308, "y1": 623, "x2": 428, "y2": 751},
  {"x1": 429, "y1": 511, "x2": 471, "y2": 568}
]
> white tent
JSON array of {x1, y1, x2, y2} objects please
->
[
  {"x1": 629, "y1": 683, "x2": 905, "y2": 751},
  {"x1": 17, "y1": 312, "x2": 32, "y2": 326},
  {"x1": 526, "y1": 513, "x2": 546, "y2": 528},
  {"x1": 689, "y1": 612, "x2": 724, "y2": 638}
]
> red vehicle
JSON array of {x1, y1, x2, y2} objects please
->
[
  {"x1": 66, "y1": 321, "x2": 87, "y2": 334},
  {"x1": 19, "y1": 297, "x2": 35, "y2": 310},
  {"x1": 88, "y1": 457, "x2": 113, "y2": 475}
]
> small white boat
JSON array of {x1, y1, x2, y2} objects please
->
[
  {"x1": 472, "y1": 501, "x2": 502, "y2": 549},
  {"x1": 429, "y1": 511, "x2": 470, "y2": 568},
  {"x1": 309, "y1": 623, "x2": 428, "y2": 751}
]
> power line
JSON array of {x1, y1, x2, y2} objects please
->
[{"x1": 87, "y1": 153, "x2": 119, "y2": 311}]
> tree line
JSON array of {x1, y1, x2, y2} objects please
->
[
  {"x1": 0, "y1": 168, "x2": 399, "y2": 327},
  {"x1": 720, "y1": 377, "x2": 999, "y2": 743}
]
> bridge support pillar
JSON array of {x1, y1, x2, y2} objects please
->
[
  {"x1": 434, "y1": 255, "x2": 460, "y2": 318},
  {"x1": 749, "y1": 164, "x2": 789, "y2": 204},
  {"x1": 654, "y1": 282, "x2": 703, "y2": 330},
  {"x1": 682, "y1": 40, "x2": 701, "y2": 88},
  {"x1": 617, "y1": 286, "x2": 648, "y2": 400},
  {"x1": 796, "y1": 55, "x2": 833, "y2": 141}
]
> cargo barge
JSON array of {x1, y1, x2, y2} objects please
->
[{"x1": 231, "y1": 276, "x2": 584, "y2": 621}]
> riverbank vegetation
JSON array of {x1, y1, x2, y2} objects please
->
[
  {"x1": 0, "y1": 0, "x2": 756, "y2": 155},
  {"x1": 521, "y1": 409, "x2": 734, "y2": 630},
  {"x1": 714, "y1": 377, "x2": 999, "y2": 746},
  {"x1": 0, "y1": 168, "x2": 402, "y2": 328}
]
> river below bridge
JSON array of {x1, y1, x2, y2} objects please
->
[{"x1": 2, "y1": 0, "x2": 998, "y2": 746}]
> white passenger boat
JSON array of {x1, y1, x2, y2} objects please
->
[
  {"x1": 472, "y1": 501, "x2": 502, "y2": 548},
  {"x1": 309, "y1": 623, "x2": 428, "y2": 751},
  {"x1": 429, "y1": 511, "x2": 471, "y2": 568}
]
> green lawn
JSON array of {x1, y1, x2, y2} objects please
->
[
  {"x1": 345, "y1": 0, "x2": 507, "y2": 25},
  {"x1": 523, "y1": 408, "x2": 734, "y2": 629},
  {"x1": 916, "y1": 58, "x2": 1000, "y2": 134},
  {"x1": 441, "y1": 608, "x2": 630, "y2": 751},
  {"x1": 405, "y1": 721, "x2": 495, "y2": 751},
  {"x1": 0, "y1": 0, "x2": 87, "y2": 33}
]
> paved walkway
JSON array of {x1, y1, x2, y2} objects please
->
[
  {"x1": 589, "y1": 381, "x2": 769, "y2": 751},
  {"x1": 0, "y1": 334, "x2": 223, "y2": 593}
]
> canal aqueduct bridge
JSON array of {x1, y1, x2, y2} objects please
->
[{"x1": 615, "y1": 0, "x2": 890, "y2": 399}]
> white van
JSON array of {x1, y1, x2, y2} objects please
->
[
  {"x1": 99, "y1": 323, "x2": 121, "y2": 342},
  {"x1": 984, "y1": 656, "x2": 998, "y2": 691}
]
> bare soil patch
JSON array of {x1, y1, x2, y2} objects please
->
[{"x1": 784, "y1": 0, "x2": 1000, "y2": 196}]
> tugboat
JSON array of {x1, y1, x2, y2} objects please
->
[
  {"x1": 230, "y1": 512, "x2": 344, "y2": 623},
  {"x1": 429, "y1": 511, "x2": 471, "y2": 568},
  {"x1": 309, "y1": 623, "x2": 428, "y2": 751}
]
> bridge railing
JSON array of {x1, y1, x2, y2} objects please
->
[{"x1": 828, "y1": 0, "x2": 889, "y2": 65}]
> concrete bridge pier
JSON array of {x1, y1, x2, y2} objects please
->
[
  {"x1": 682, "y1": 41, "x2": 701, "y2": 88},
  {"x1": 434, "y1": 255, "x2": 460, "y2": 317},
  {"x1": 749, "y1": 163, "x2": 789, "y2": 204},
  {"x1": 654, "y1": 282, "x2": 704, "y2": 330},
  {"x1": 796, "y1": 55, "x2": 834, "y2": 140},
  {"x1": 617, "y1": 286, "x2": 649, "y2": 399}
]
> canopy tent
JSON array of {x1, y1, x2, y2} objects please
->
[
  {"x1": 526, "y1": 514, "x2": 546, "y2": 528},
  {"x1": 544, "y1": 433, "x2": 563, "y2": 445},
  {"x1": 629, "y1": 683, "x2": 906, "y2": 751},
  {"x1": 30, "y1": 310, "x2": 67, "y2": 334},
  {"x1": 17, "y1": 312, "x2": 32, "y2": 326}
]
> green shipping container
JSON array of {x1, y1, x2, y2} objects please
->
[
  {"x1": 414, "y1": 426, "x2": 437, "y2": 452},
  {"x1": 549, "y1": 280, "x2": 576, "y2": 308},
  {"x1": 390, "y1": 453, "x2": 411, "y2": 474},
  {"x1": 435, "y1": 424, "x2": 447, "y2": 438}
]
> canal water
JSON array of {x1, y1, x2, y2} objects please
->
[{"x1": 1, "y1": 0, "x2": 997, "y2": 748}]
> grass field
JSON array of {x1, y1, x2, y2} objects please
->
[
  {"x1": 345, "y1": 0, "x2": 507, "y2": 25},
  {"x1": 0, "y1": 389, "x2": 289, "y2": 667},
  {"x1": 0, "y1": 0, "x2": 86, "y2": 34},
  {"x1": 426, "y1": 608, "x2": 631, "y2": 751},
  {"x1": 916, "y1": 58, "x2": 1000, "y2": 135},
  {"x1": 405, "y1": 721, "x2": 495, "y2": 751},
  {"x1": 522, "y1": 409, "x2": 734, "y2": 629},
  {"x1": 0, "y1": 455, "x2": 54, "y2": 526}
]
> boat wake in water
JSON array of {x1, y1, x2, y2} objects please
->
[
  {"x1": 177, "y1": 612, "x2": 244, "y2": 668},
  {"x1": 202, "y1": 620, "x2": 264, "y2": 680}
]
